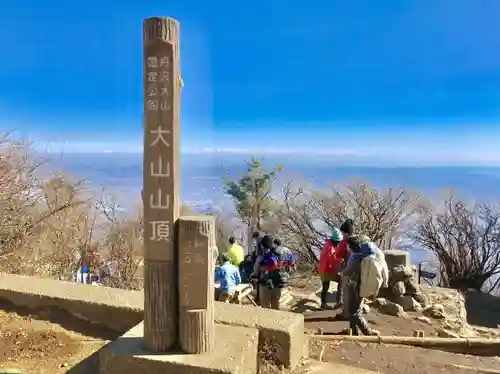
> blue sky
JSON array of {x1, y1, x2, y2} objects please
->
[{"x1": 1, "y1": 0, "x2": 500, "y2": 164}]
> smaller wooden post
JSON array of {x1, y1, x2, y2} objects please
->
[{"x1": 178, "y1": 216, "x2": 216, "y2": 354}]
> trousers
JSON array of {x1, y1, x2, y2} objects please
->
[{"x1": 259, "y1": 285, "x2": 282, "y2": 310}]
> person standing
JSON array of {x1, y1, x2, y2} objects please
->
[
  {"x1": 215, "y1": 253, "x2": 242, "y2": 302},
  {"x1": 318, "y1": 228, "x2": 343, "y2": 309},
  {"x1": 273, "y1": 238, "x2": 297, "y2": 272},
  {"x1": 251, "y1": 232, "x2": 264, "y2": 260},
  {"x1": 227, "y1": 236, "x2": 245, "y2": 267},
  {"x1": 252, "y1": 235, "x2": 289, "y2": 310},
  {"x1": 343, "y1": 236, "x2": 377, "y2": 336},
  {"x1": 336, "y1": 218, "x2": 354, "y2": 318},
  {"x1": 251, "y1": 231, "x2": 264, "y2": 303}
]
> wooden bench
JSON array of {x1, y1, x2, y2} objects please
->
[{"x1": 214, "y1": 283, "x2": 257, "y2": 306}]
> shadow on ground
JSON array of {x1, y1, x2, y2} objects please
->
[
  {"x1": 66, "y1": 346, "x2": 103, "y2": 374},
  {"x1": 465, "y1": 290, "x2": 500, "y2": 329},
  {"x1": 0, "y1": 298, "x2": 121, "y2": 341},
  {"x1": 289, "y1": 298, "x2": 322, "y2": 313}
]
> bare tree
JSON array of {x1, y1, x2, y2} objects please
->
[
  {"x1": 0, "y1": 134, "x2": 94, "y2": 277},
  {"x1": 277, "y1": 179, "x2": 417, "y2": 268},
  {"x1": 413, "y1": 194, "x2": 500, "y2": 293}
]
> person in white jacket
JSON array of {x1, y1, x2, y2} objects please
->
[{"x1": 358, "y1": 238, "x2": 389, "y2": 298}]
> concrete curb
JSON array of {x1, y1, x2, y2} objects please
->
[{"x1": 0, "y1": 273, "x2": 306, "y2": 369}]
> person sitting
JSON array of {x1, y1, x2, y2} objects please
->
[
  {"x1": 251, "y1": 235, "x2": 289, "y2": 310},
  {"x1": 318, "y1": 228, "x2": 343, "y2": 309},
  {"x1": 227, "y1": 236, "x2": 245, "y2": 267},
  {"x1": 215, "y1": 253, "x2": 242, "y2": 302}
]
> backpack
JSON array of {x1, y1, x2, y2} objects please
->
[
  {"x1": 259, "y1": 247, "x2": 289, "y2": 288},
  {"x1": 359, "y1": 242, "x2": 389, "y2": 298}
]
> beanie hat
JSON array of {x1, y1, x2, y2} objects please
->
[
  {"x1": 340, "y1": 219, "x2": 354, "y2": 235},
  {"x1": 330, "y1": 228, "x2": 343, "y2": 242}
]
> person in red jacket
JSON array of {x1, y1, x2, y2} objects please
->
[
  {"x1": 318, "y1": 228, "x2": 343, "y2": 309},
  {"x1": 336, "y1": 218, "x2": 355, "y2": 318}
]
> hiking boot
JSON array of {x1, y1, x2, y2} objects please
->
[{"x1": 367, "y1": 329, "x2": 380, "y2": 336}]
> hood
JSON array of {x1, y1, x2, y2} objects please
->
[{"x1": 360, "y1": 241, "x2": 378, "y2": 257}]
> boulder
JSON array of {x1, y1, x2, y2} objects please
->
[
  {"x1": 392, "y1": 281, "x2": 406, "y2": 297},
  {"x1": 370, "y1": 297, "x2": 388, "y2": 308},
  {"x1": 404, "y1": 278, "x2": 420, "y2": 295},
  {"x1": 400, "y1": 295, "x2": 422, "y2": 312},
  {"x1": 391, "y1": 265, "x2": 414, "y2": 283},
  {"x1": 380, "y1": 301, "x2": 408, "y2": 318},
  {"x1": 424, "y1": 304, "x2": 447, "y2": 319},
  {"x1": 412, "y1": 291, "x2": 430, "y2": 308}
]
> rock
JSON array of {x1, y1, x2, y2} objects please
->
[
  {"x1": 370, "y1": 297, "x2": 388, "y2": 308},
  {"x1": 400, "y1": 295, "x2": 422, "y2": 312},
  {"x1": 385, "y1": 250, "x2": 411, "y2": 269},
  {"x1": 404, "y1": 278, "x2": 420, "y2": 295},
  {"x1": 380, "y1": 301, "x2": 408, "y2": 317},
  {"x1": 437, "y1": 328, "x2": 460, "y2": 338},
  {"x1": 392, "y1": 281, "x2": 406, "y2": 297},
  {"x1": 412, "y1": 291, "x2": 430, "y2": 308},
  {"x1": 391, "y1": 265, "x2": 414, "y2": 283},
  {"x1": 424, "y1": 304, "x2": 448, "y2": 319},
  {"x1": 415, "y1": 316, "x2": 432, "y2": 324}
]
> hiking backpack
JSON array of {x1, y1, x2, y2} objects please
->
[
  {"x1": 259, "y1": 247, "x2": 289, "y2": 288},
  {"x1": 359, "y1": 243, "x2": 389, "y2": 298}
]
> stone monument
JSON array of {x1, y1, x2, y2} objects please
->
[{"x1": 99, "y1": 16, "x2": 306, "y2": 374}]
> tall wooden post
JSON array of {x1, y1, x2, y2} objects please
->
[{"x1": 142, "y1": 17, "x2": 182, "y2": 352}]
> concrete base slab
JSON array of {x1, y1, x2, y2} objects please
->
[
  {"x1": 100, "y1": 322, "x2": 258, "y2": 374},
  {"x1": 304, "y1": 360, "x2": 380, "y2": 374}
]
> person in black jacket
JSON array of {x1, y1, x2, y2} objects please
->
[{"x1": 252, "y1": 231, "x2": 264, "y2": 260}]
